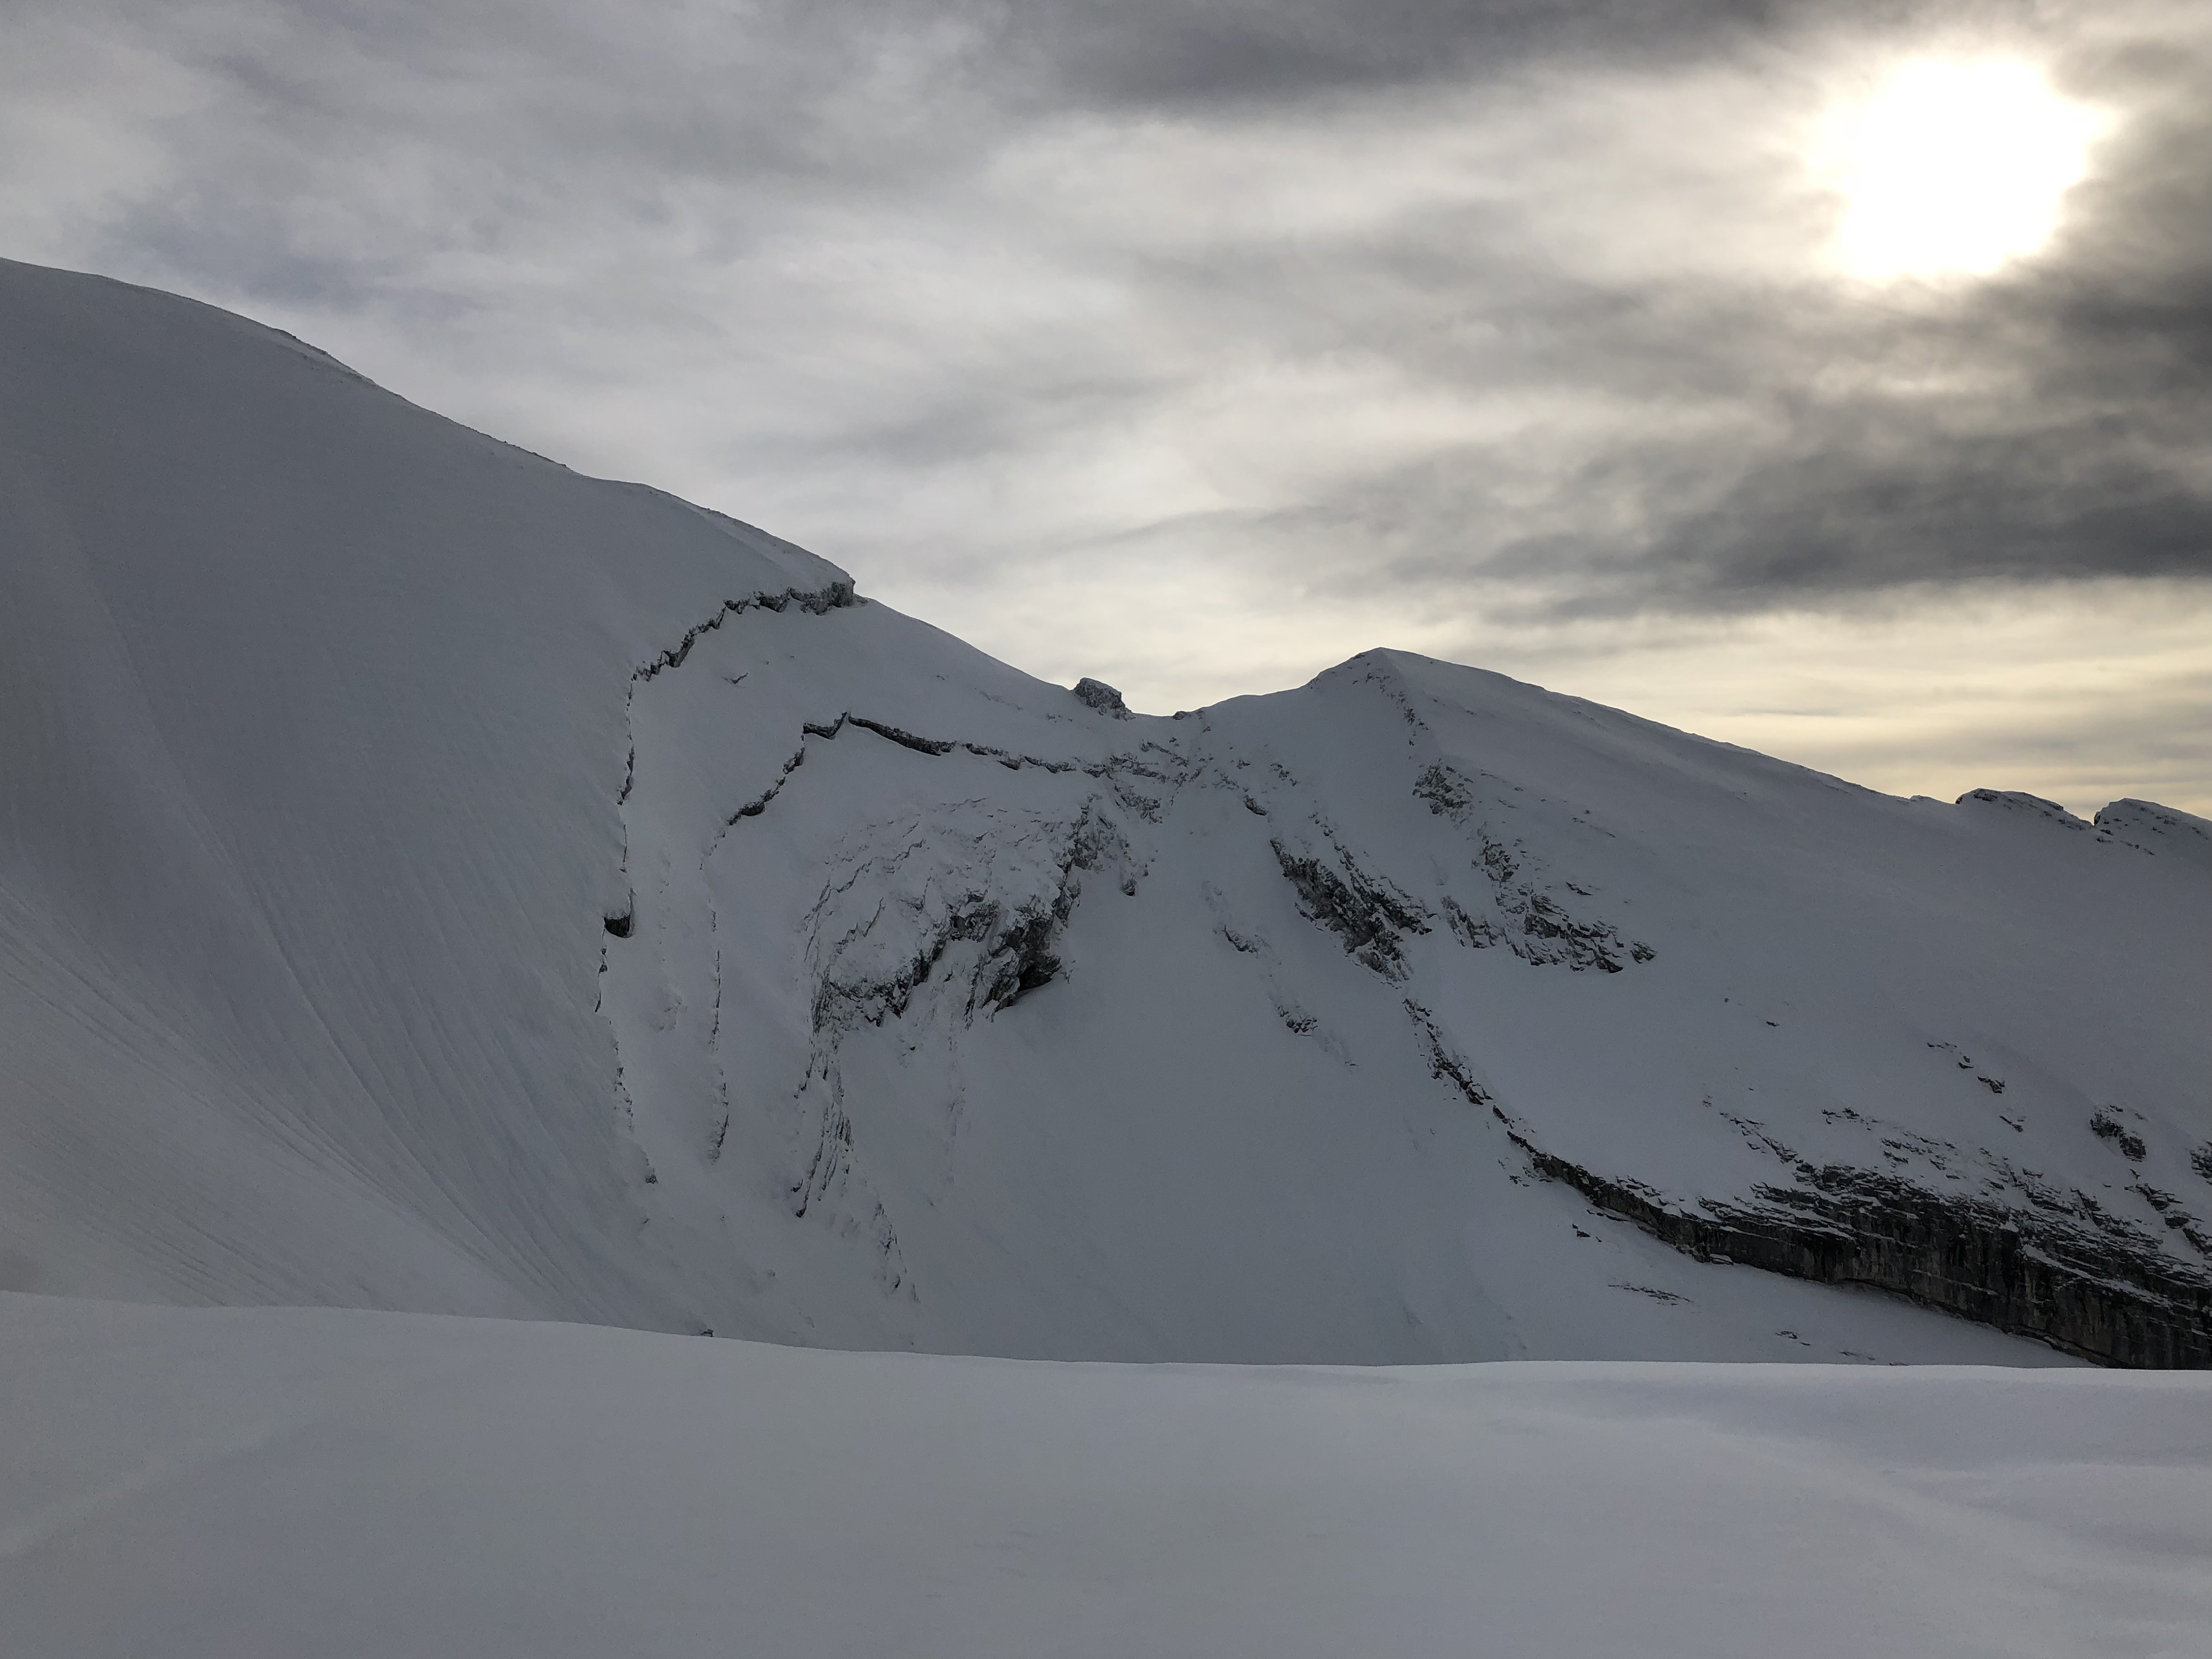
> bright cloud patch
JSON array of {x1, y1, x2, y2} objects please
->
[{"x1": 1817, "y1": 58, "x2": 2109, "y2": 281}]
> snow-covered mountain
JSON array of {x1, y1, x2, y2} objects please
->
[{"x1": 3, "y1": 257, "x2": 2206, "y2": 1367}]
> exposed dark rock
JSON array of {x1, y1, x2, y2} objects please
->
[
  {"x1": 1272, "y1": 841, "x2": 1430, "y2": 979},
  {"x1": 1407, "y1": 1002, "x2": 1490, "y2": 1108},
  {"x1": 2130, "y1": 1183, "x2": 2212, "y2": 1255},
  {"x1": 1073, "y1": 677, "x2": 1132, "y2": 718},
  {"x1": 603, "y1": 906, "x2": 634, "y2": 940},
  {"x1": 1957, "y1": 788, "x2": 2090, "y2": 829},
  {"x1": 973, "y1": 902, "x2": 1067, "y2": 1011},
  {"x1": 635, "y1": 581, "x2": 853, "y2": 683},
  {"x1": 847, "y1": 714, "x2": 956, "y2": 756},
  {"x1": 1415, "y1": 763, "x2": 1652, "y2": 971},
  {"x1": 2092, "y1": 1111, "x2": 2148, "y2": 1164},
  {"x1": 1462, "y1": 824, "x2": 1650, "y2": 972},
  {"x1": 1404, "y1": 1005, "x2": 2212, "y2": 1366},
  {"x1": 809, "y1": 804, "x2": 1133, "y2": 1035},
  {"x1": 1515, "y1": 1134, "x2": 2212, "y2": 1368},
  {"x1": 1442, "y1": 895, "x2": 1508, "y2": 950},
  {"x1": 811, "y1": 893, "x2": 1036, "y2": 1033},
  {"x1": 791, "y1": 1101, "x2": 854, "y2": 1218},
  {"x1": 1413, "y1": 763, "x2": 1475, "y2": 816},
  {"x1": 1510, "y1": 888, "x2": 1628, "y2": 972},
  {"x1": 726, "y1": 746, "x2": 807, "y2": 826},
  {"x1": 2093, "y1": 798, "x2": 2212, "y2": 867}
]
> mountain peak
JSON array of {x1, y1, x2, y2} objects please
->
[{"x1": 2, "y1": 261, "x2": 2204, "y2": 1368}]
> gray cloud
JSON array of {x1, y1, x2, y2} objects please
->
[
  {"x1": 1034, "y1": 5, "x2": 2212, "y2": 616},
  {"x1": 997, "y1": 0, "x2": 1949, "y2": 108},
  {"x1": 3, "y1": 0, "x2": 2209, "y2": 640}
]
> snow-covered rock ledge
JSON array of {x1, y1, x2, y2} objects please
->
[{"x1": 1508, "y1": 1128, "x2": 2212, "y2": 1368}]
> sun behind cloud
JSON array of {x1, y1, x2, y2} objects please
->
[{"x1": 1815, "y1": 58, "x2": 2110, "y2": 282}]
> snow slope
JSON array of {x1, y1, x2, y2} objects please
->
[
  {"x1": 3, "y1": 1294, "x2": 2208, "y2": 1659},
  {"x1": 2, "y1": 257, "x2": 2206, "y2": 1365},
  {"x1": 598, "y1": 597, "x2": 2199, "y2": 1365},
  {"x1": 0, "y1": 258, "x2": 846, "y2": 1327}
]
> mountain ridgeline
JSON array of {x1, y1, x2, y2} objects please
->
[{"x1": 3, "y1": 258, "x2": 2206, "y2": 1366}]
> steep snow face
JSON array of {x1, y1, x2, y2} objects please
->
[
  {"x1": 604, "y1": 605, "x2": 2207, "y2": 1364},
  {"x1": 0, "y1": 259, "x2": 847, "y2": 1324},
  {"x1": 2, "y1": 260, "x2": 2205, "y2": 1363}
]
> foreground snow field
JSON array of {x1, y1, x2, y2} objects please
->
[{"x1": 2, "y1": 1293, "x2": 2206, "y2": 1659}]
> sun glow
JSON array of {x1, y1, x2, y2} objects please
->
[{"x1": 1817, "y1": 58, "x2": 2109, "y2": 282}]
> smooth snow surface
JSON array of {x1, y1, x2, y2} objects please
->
[
  {"x1": 2, "y1": 1295, "x2": 2206, "y2": 1659},
  {"x1": 0, "y1": 259, "x2": 842, "y2": 1327},
  {"x1": 2, "y1": 257, "x2": 2207, "y2": 1366}
]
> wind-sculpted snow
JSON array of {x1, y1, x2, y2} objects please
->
[{"x1": 4, "y1": 259, "x2": 2208, "y2": 1365}]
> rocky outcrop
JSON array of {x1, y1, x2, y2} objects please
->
[
  {"x1": 1415, "y1": 764, "x2": 1653, "y2": 971},
  {"x1": 1515, "y1": 1129, "x2": 2212, "y2": 1368},
  {"x1": 1272, "y1": 840, "x2": 1431, "y2": 980},
  {"x1": 1956, "y1": 787, "x2": 2090, "y2": 826},
  {"x1": 1073, "y1": 677, "x2": 1132, "y2": 718},
  {"x1": 1404, "y1": 1005, "x2": 2212, "y2": 1366},
  {"x1": 633, "y1": 581, "x2": 855, "y2": 684},
  {"x1": 2091, "y1": 1110, "x2": 2149, "y2": 1164},
  {"x1": 2096, "y1": 798, "x2": 2212, "y2": 867},
  {"x1": 806, "y1": 799, "x2": 1135, "y2": 1033}
]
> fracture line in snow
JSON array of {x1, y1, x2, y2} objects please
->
[{"x1": 602, "y1": 580, "x2": 856, "y2": 1193}]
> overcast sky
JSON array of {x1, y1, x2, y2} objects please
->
[{"x1": 6, "y1": 0, "x2": 2208, "y2": 812}]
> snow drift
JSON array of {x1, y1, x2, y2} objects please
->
[{"x1": 2, "y1": 258, "x2": 2207, "y2": 1365}]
